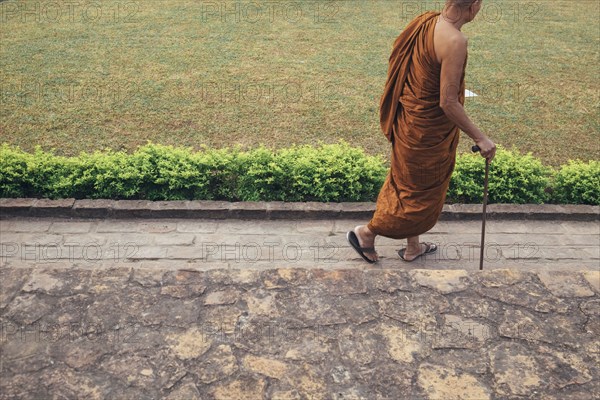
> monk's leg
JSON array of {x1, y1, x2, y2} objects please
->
[
  {"x1": 354, "y1": 225, "x2": 378, "y2": 262},
  {"x1": 402, "y1": 235, "x2": 430, "y2": 261}
]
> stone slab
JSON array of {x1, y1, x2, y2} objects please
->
[{"x1": 2, "y1": 199, "x2": 598, "y2": 220}]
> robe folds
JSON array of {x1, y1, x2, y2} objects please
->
[{"x1": 367, "y1": 11, "x2": 467, "y2": 239}]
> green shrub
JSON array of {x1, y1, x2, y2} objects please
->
[
  {"x1": 132, "y1": 144, "x2": 208, "y2": 201},
  {"x1": 552, "y1": 160, "x2": 600, "y2": 205},
  {"x1": 73, "y1": 150, "x2": 145, "y2": 199},
  {"x1": 234, "y1": 146, "x2": 281, "y2": 201},
  {"x1": 27, "y1": 147, "x2": 81, "y2": 199},
  {"x1": 0, "y1": 141, "x2": 387, "y2": 202},
  {"x1": 202, "y1": 146, "x2": 243, "y2": 201},
  {"x1": 448, "y1": 147, "x2": 552, "y2": 204},
  {"x1": 279, "y1": 143, "x2": 387, "y2": 202},
  {"x1": 1, "y1": 144, "x2": 83, "y2": 199},
  {"x1": 1, "y1": 142, "x2": 598, "y2": 204},
  {"x1": 71, "y1": 144, "x2": 246, "y2": 201},
  {"x1": 0, "y1": 144, "x2": 32, "y2": 197},
  {"x1": 236, "y1": 143, "x2": 387, "y2": 202}
]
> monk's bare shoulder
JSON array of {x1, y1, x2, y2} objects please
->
[
  {"x1": 435, "y1": 27, "x2": 468, "y2": 64},
  {"x1": 438, "y1": 29, "x2": 468, "y2": 106}
]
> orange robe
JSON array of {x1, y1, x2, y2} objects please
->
[{"x1": 367, "y1": 11, "x2": 467, "y2": 239}]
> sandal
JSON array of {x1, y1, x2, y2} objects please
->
[
  {"x1": 346, "y1": 230, "x2": 377, "y2": 264},
  {"x1": 398, "y1": 242, "x2": 437, "y2": 262}
]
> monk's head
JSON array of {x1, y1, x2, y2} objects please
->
[{"x1": 444, "y1": 0, "x2": 483, "y2": 23}]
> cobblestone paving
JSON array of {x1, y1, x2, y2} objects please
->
[
  {"x1": 0, "y1": 217, "x2": 599, "y2": 399},
  {"x1": 1, "y1": 267, "x2": 599, "y2": 399}
]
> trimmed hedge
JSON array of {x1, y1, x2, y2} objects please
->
[
  {"x1": 552, "y1": 160, "x2": 600, "y2": 205},
  {"x1": 0, "y1": 142, "x2": 387, "y2": 202},
  {"x1": 0, "y1": 142, "x2": 598, "y2": 204},
  {"x1": 447, "y1": 148, "x2": 552, "y2": 204}
]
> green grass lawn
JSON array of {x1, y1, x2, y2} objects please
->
[{"x1": 1, "y1": 0, "x2": 598, "y2": 166}]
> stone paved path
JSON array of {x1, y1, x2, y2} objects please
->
[
  {"x1": 0, "y1": 218, "x2": 598, "y2": 270},
  {"x1": 1, "y1": 217, "x2": 599, "y2": 399}
]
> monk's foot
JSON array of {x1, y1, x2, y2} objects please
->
[
  {"x1": 354, "y1": 225, "x2": 379, "y2": 262},
  {"x1": 401, "y1": 242, "x2": 437, "y2": 261}
]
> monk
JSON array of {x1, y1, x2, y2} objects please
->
[{"x1": 347, "y1": 0, "x2": 496, "y2": 263}]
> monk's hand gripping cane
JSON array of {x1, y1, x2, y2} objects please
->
[{"x1": 472, "y1": 145, "x2": 489, "y2": 271}]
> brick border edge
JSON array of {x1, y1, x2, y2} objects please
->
[{"x1": 0, "y1": 198, "x2": 598, "y2": 221}]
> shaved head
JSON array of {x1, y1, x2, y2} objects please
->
[
  {"x1": 442, "y1": 0, "x2": 482, "y2": 23},
  {"x1": 447, "y1": 0, "x2": 480, "y2": 8}
]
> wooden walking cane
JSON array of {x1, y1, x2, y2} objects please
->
[{"x1": 471, "y1": 145, "x2": 489, "y2": 270}]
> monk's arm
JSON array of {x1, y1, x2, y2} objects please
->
[{"x1": 439, "y1": 36, "x2": 496, "y2": 159}]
